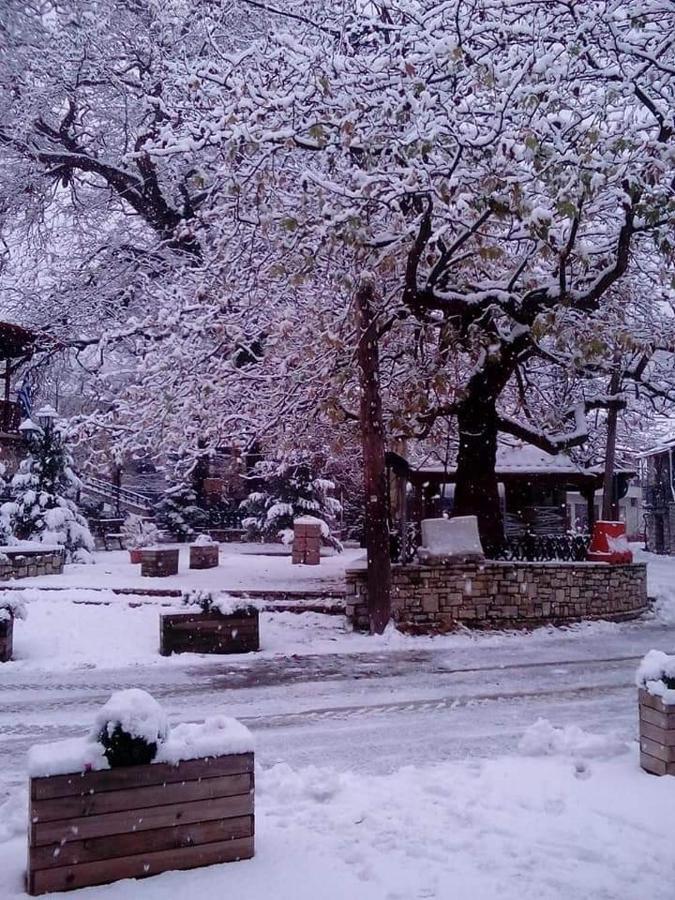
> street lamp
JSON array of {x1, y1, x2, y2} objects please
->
[{"x1": 34, "y1": 405, "x2": 59, "y2": 429}]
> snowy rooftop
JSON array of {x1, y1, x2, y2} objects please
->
[{"x1": 410, "y1": 441, "x2": 586, "y2": 476}]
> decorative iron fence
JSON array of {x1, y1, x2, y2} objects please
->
[
  {"x1": 495, "y1": 532, "x2": 591, "y2": 562},
  {"x1": 391, "y1": 523, "x2": 591, "y2": 563}
]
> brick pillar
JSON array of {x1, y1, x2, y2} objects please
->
[{"x1": 292, "y1": 520, "x2": 321, "y2": 565}]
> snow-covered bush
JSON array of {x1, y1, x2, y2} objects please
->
[
  {"x1": 6, "y1": 421, "x2": 94, "y2": 563},
  {"x1": 182, "y1": 588, "x2": 215, "y2": 614},
  {"x1": 637, "y1": 650, "x2": 675, "y2": 699},
  {"x1": 240, "y1": 458, "x2": 342, "y2": 550},
  {"x1": 121, "y1": 514, "x2": 161, "y2": 550},
  {"x1": 182, "y1": 589, "x2": 252, "y2": 616},
  {"x1": 0, "y1": 592, "x2": 27, "y2": 623},
  {"x1": 94, "y1": 689, "x2": 169, "y2": 768}
]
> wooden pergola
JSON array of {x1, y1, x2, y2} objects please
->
[{"x1": 386, "y1": 446, "x2": 635, "y2": 539}]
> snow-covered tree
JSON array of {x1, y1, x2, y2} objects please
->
[
  {"x1": 155, "y1": 481, "x2": 208, "y2": 542},
  {"x1": 4, "y1": 420, "x2": 94, "y2": 562},
  {"x1": 169, "y1": 0, "x2": 675, "y2": 551},
  {"x1": 241, "y1": 457, "x2": 342, "y2": 549}
]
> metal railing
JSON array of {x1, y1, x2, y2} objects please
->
[
  {"x1": 391, "y1": 523, "x2": 591, "y2": 563},
  {"x1": 81, "y1": 476, "x2": 154, "y2": 513}
]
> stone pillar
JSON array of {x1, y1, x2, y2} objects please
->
[{"x1": 292, "y1": 520, "x2": 321, "y2": 565}]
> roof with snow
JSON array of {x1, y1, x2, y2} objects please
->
[{"x1": 387, "y1": 441, "x2": 635, "y2": 484}]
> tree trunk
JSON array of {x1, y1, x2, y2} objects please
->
[
  {"x1": 354, "y1": 277, "x2": 391, "y2": 634},
  {"x1": 453, "y1": 395, "x2": 504, "y2": 555}
]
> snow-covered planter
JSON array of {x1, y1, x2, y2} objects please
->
[
  {"x1": 121, "y1": 515, "x2": 161, "y2": 563},
  {"x1": 0, "y1": 591, "x2": 27, "y2": 662},
  {"x1": 637, "y1": 651, "x2": 675, "y2": 777},
  {"x1": 27, "y1": 689, "x2": 254, "y2": 895},
  {"x1": 189, "y1": 535, "x2": 219, "y2": 569},
  {"x1": 140, "y1": 547, "x2": 179, "y2": 577},
  {"x1": 160, "y1": 592, "x2": 260, "y2": 656}
]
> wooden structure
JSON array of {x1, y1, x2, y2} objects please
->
[
  {"x1": 27, "y1": 752, "x2": 254, "y2": 895},
  {"x1": 641, "y1": 441, "x2": 675, "y2": 554},
  {"x1": 0, "y1": 615, "x2": 12, "y2": 662},
  {"x1": 387, "y1": 442, "x2": 635, "y2": 544},
  {"x1": 292, "y1": 519, "x2": 321, "y2": 565},
  {"x1": 189, "y1": 543, "x2": 219, "y2": 569},
  {"x1": 140, "y1": 548, "x2": 179, "y2": 577},
  {"x1": 160, "y1": 607, "x2": 260, "y2": 655},
  {"x1": 639, "y1": 689, "x2": 675, "y2": 776},
  {"x1": 0, "y1": 321, "x2": 38, "y2": 473}
]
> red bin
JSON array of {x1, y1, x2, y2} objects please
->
[{"x1": 587, "y1": 520, "x2": 632, "y2": 564}]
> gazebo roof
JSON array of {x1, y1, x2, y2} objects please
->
[
  {"x1": 0, "y1": 321, "x2": 36, "y2": 361},
  {"x1": 387, "y1": 440, "x2": 635, "y2": 487}
]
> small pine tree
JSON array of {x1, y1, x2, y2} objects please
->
[
  {"x1": 155, "y1": 481, "x2": 208, "y2": 541},
  {"x1": 6, "y1": 421, "x2": 94, "y2": 562},
  {"x1": 241, "y1": 458, "x2": 342, "y2": 549}
]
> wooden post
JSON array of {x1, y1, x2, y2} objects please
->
[
  {"x1": 601, "y1": 366, "x2": 622, "y2": 521},
  {"x1": 354, "y1": 276, "x2": 391, "y2": 634}
]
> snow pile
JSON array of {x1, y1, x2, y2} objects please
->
[
  {"x1": 194, "y1": 533, "x2": 215, "y2": 545},
  {"x1": 519, "y1": 718, "x2": 628, "y2": 759},
  {"x1": 636, "y1": 649, "x2": 675, "y2": 704},
  {"x1": 0, "y1": 591, "x2": 27, "y2": 622},
  {"x1": 418, "y1": 516, "x2": 484, "y2": 563},
  {"x1": 28, "y1": 736, "x2": 109, "y2": 778},
  {"x1": 93, "y1": 688, "x2": 169, "y2": 746},
  {"x1": 212, "y1": 594, "x2": 256, "y2": 616},
  {"x1": 156, "y1": 716, "x2": 254, "y2": 765}
]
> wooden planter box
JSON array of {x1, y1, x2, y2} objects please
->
[
  {"x1": 639, "y1": 688, "x2": 675, "y2": 775},
  {"x1": 140, "y1": 548, "x2": 179, "y2": 577},
  {"x1": 129, "y1": 548, "x2": 143, "y2": 564},
  {"x1": 160, "y1": 607, "x2": 260, "y2": 656},
  {"x1": 27, "y1": 751, "x2": 254, "y2": 895},
  {"x1": 190, "y1": 543, "x2": 220, "y2": 569},
  {"x1": 0, "y1": 614, "x2": 13, "y2": 662},
  {"x1": 292, "y1": 521, "x2": 321, "y2": 565}
]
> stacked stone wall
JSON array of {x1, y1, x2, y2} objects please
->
[
  {"x1": 346, "y1": 560, "x2": 648, "y2": 633},
  {"x1": 0, "y1": 549, "x2": 64, "y2": 581}
]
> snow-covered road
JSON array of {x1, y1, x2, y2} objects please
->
[{"x1": 3, "y1": 615, "x2": 674, "y2": 789}]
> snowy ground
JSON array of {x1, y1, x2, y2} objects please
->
[
  {"x1": 1, "y1": 545, "x2": 674, "y2": 898},
  {"x1": 0, "y1": 543, "x2": 359, "y2": 593}
]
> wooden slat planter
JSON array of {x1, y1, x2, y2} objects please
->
[
  {"x1": 160, "y1": 607, "x2": 260, "y2": 655},
  {"x1": 140, "y1": 548, "x2": 179, "y2": 577},
  {"x1": 189, "y1": 543, "x2": 220, "y2": 569},
  {"x1": 0, "y1": 614, "x2": 12, "y2": 662},
  {"x1": 639, "y1": 689, "x2": 675, "y2": 775},
  {"x1": 292, "y1": 521, "x2": 321, "y2": 565},
  {"x1": 27, "y1": 752, "x2": 254, "y2": 895}
]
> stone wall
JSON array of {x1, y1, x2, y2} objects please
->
[
  {"x1": 345, "y1": 560, "x2": 648, "y2": 633},
  {"x1": 0, "y1": 548, "x2": 64, "y2": 581}
]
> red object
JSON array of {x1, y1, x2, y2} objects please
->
[
  {"x1": 129, "y1": 549, "x2": 142, "y2": 564},
  {"x1": 587, "y1": 520, "x2": 632, "y2": 564}
]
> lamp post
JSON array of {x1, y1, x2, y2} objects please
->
[{"x1": 34, "y1": 404, "x2": 59, "y2": 432}]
